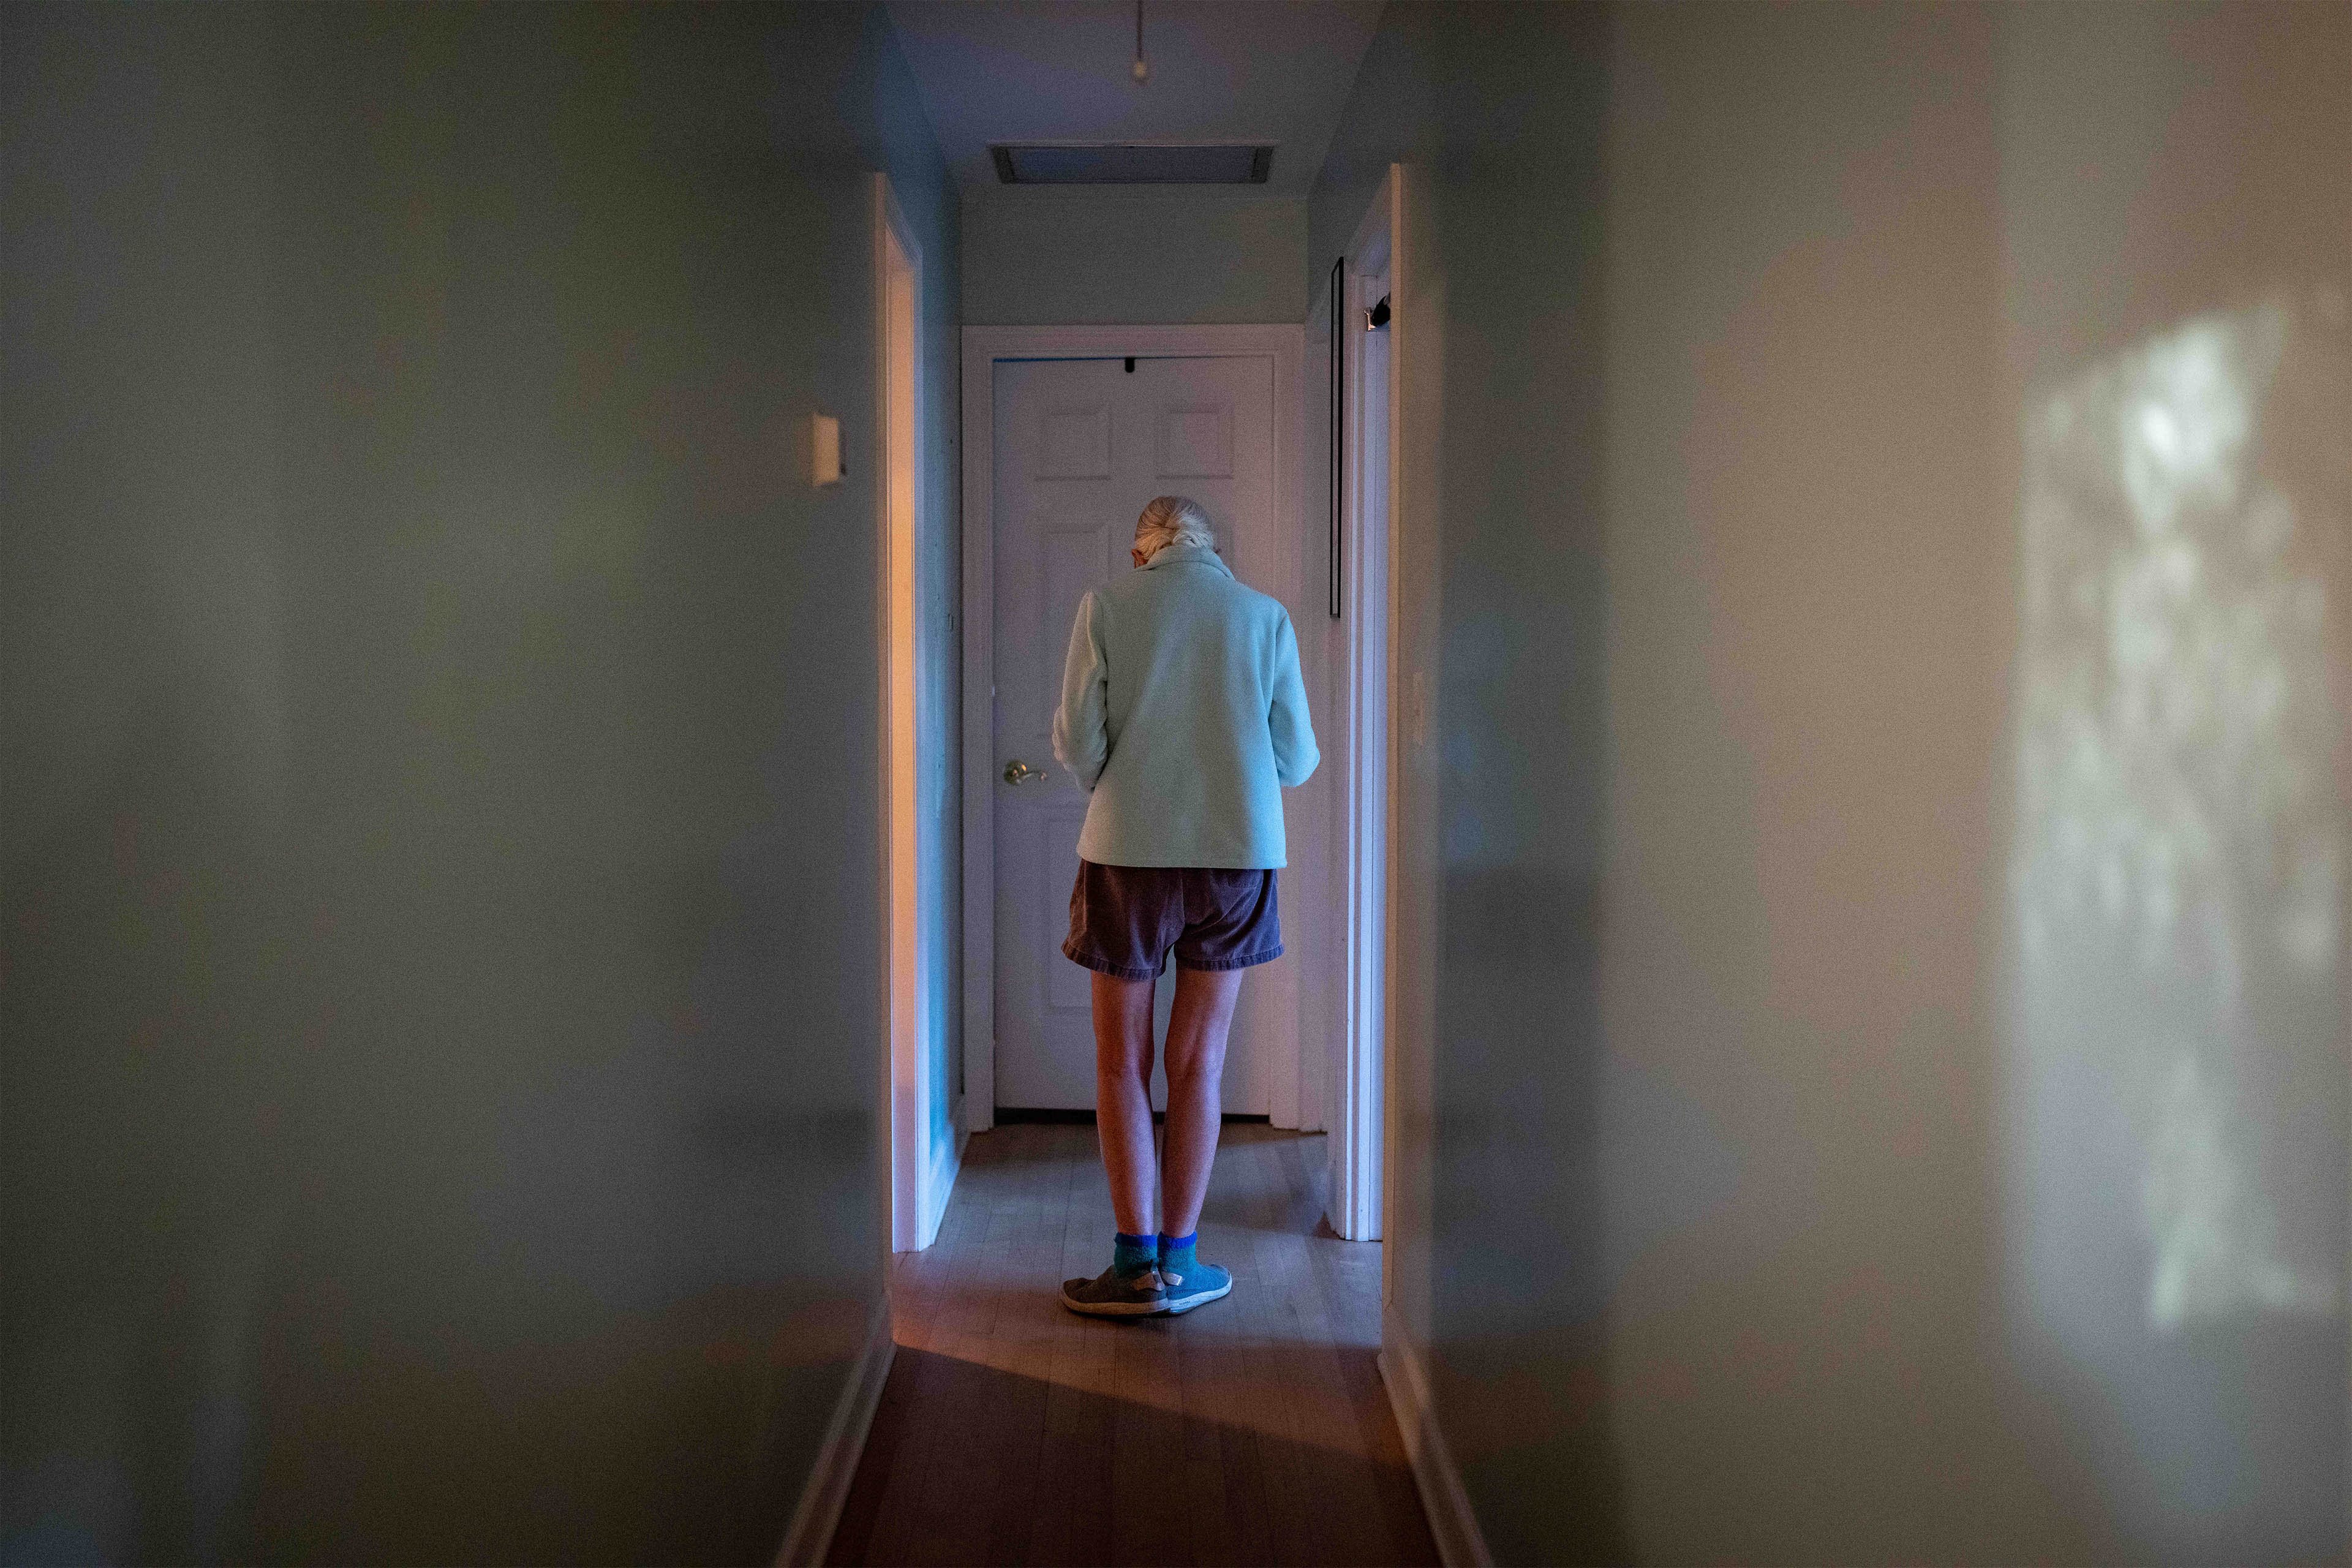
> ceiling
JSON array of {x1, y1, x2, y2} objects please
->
[{"x1": 884, "y1": 1, "x2": 1385, "y2": 198}]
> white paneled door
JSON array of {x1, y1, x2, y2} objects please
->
[{"x1": 992, "y1": 355, "x2": 1276, "y2": 1112}]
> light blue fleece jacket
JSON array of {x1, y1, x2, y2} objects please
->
[{"x1": 1052, "y1": 543, "x2": 1319, "y2": 869}]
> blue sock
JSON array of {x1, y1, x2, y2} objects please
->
[
  {"x1": 1158, "y1": 1232, "x2": 1198, "y2": 1277},
  {"x1": 1113, "y1": 1232, "x2": 1158, "y2": 1275}
]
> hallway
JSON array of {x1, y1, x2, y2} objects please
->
[
  {"x1": 829, "y1": 1123, "x2": 1436, "y2": 1567},
  {"x1": 8, "y1": 2, "x2": 2348, "y2": 1561}
]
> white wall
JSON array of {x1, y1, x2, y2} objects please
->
[{"x1": 963, "y1": 190, "x2": 1306, "y2": 325}]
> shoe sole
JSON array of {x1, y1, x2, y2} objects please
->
[
  {"x1": 1161, "y1": 1278, "x2": 1233, "y2": 1316},
  {"x1": 1060, "y1": 1288, "x2": 1168, "y2": 1317}
]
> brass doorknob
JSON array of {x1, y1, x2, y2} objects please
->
[{"x1": 1003, "y1": 760, "x2": 1047, "y2": 785}]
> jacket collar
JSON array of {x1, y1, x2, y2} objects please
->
[{"x1": 1143, "y1": 542, "x2": 1231, "y2": 577}]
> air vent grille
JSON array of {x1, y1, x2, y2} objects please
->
[{"x1": 990, "y1": 144, "x2": 1273, "y2": 186}]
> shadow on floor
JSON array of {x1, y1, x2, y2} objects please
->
[{"x1": 827, "y1": 1344, "x2": 1438, "y2": 1568}]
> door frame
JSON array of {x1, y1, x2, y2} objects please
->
[
  {"x1": 960, "y1": 323, "x2": 1310, "y2": 1131},
  {"x1": 875, "y1": 174, "x2": 959, "y2": 1253},
  {"x1": 1321, "y1": 166, "x2": 1401, "y2": 1242}
]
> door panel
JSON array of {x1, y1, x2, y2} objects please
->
[
  {"x1": 1038, "y1": 519, "x2": 1109, "y2": 710},
  {"x1": 992, "y1": 355, "x2": 1276, "y2": 1112}
]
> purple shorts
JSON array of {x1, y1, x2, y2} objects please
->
[{"x1": 1063, "y1": 860, "x2": 1282, "y2": 981}]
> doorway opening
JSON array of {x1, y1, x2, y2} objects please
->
[
  {"x1": 954, "y1": 315, "x2": 1413, "y2": 1244},
  {"x1": 959, "y1": 324, "x2": 1314, "y2": 1141}
]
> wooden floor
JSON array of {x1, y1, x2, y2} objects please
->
[{"x1": 827, "y1": 1121, "x2": 1438, "y2": 1568}]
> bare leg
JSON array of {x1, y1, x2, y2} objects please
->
[
  {"x1": 1158, "y1": 964, "x2": 1245, "y2": 1239},
  {"x1": 1090, "y1": 970, "x2": 1158, "y2": 1237}
]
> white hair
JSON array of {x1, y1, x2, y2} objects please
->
[{"x1": 1133, "y1": 495, "x2": 1217, "y2": 562}]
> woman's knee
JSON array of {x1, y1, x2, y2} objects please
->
[
  {"x1": 1098, "y1": 1041, "x2": 1153, "y2": 1087},
  {"x1": 1090, "y1": 973, "x2": 1154, "y2": 1066},
  {"x1": 1163, "y1": 1033, "x2": 1229, "y2": 1091}
]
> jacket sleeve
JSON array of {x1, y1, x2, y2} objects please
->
[
  {"x1": 1267, "y1": 609, "x2": 1319, "y2": 788},
  {"x1": 1052, "y1": 590, "x2": 1111, "y2": 790}
]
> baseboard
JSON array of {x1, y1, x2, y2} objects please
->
[
  {"x1": 774, "y1": 1292, "x2": 896, "y2": 1568},
  {"x1": 1378, "y1": 1304, "x2": 1494, "y2": 1568}
]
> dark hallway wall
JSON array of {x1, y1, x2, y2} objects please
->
[
  {"x1": 1, "y1": 4, "x2": 957, "y2": 1561},
  {"x1": 1313, "y1": 2, "x2": 2346, "y2": 1562}
]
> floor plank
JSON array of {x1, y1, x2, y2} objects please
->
[{"x1": 827, "y1": 1123, "x2": 1439, "y2": 1568}]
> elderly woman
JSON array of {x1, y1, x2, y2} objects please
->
[{"x1": 1051, "y1": 495, "x2": 1319, "y2": 1317}]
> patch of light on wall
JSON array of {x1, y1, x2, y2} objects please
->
[{"x1": 2011, "y1": 293, "x2": 2349, "y2": 1332}]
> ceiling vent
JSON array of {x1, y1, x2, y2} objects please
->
[{"x1": 990, "y1": 143, "x2": 1273, "y2": 186}]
